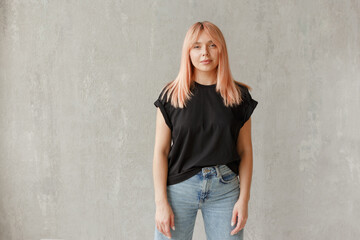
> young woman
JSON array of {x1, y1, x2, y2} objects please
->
[{"x1": 152, "y1": 21, "x2": 258, "y2": 240}]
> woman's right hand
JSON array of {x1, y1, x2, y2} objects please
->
[{"x1": 155, "y1": 200, "x2": 175, "y2": 239}]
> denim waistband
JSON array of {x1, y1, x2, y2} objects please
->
[{"x1": 200, "y1": 165, "x2": 222, "y2": 177}]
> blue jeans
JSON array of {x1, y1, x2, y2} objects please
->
[{"x1": 154, "y1": 164, "x2": 244, "y2": 240}]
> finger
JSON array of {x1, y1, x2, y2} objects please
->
[
  {"x1": 157, "y1": 222, "x2": 161, "y2": 232},
  {"x1": 239, "y1": 217, "x2": 247, "y2": 230},
  {"x1": 170, "y1": 214, "x2": 175, "y2": 231},
  {"x1": 160, "y1": 222, "x2": 165, "y2": 236},
  {"x1": 231, "y1": 216, "x2": 243, "y2": 235},
  {"x1": 158, "y1": 222, "x2": 165, "y2": 236},
  {"x1": 164, "y1": 221, "x2": 171, "y2": 238},
  {"x1": 231, "y1": 211, "x2": 237, "y2": 227}
]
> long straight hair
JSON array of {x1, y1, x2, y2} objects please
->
[{"x1": 160, "y1": 21, "x2": 252, "y2": 108}]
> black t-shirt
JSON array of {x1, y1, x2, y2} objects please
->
[{"x1": 154, "y1": 81, "x2": 258, "y2": 186}]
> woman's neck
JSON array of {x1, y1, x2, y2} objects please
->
[{"x1": 193, "y1": 70, "x2": 217, "y2": 85}]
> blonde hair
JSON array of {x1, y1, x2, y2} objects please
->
[{"x1": 160, "y1": 21, "x2": 252, "y2": 108}]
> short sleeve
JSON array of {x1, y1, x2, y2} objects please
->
[
  {"x1": 154, "y1": 87, "x2": 173, "y2": 130},
  {"x1": 233, "y1": 85, "x2": 258, "y2": 129}
]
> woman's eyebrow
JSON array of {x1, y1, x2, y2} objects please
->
[{"x1": 194, "y1": 40, "x2": 213, "y2": 44}]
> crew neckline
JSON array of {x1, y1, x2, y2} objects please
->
[{"x1": 194, "y1": 81, "x2": 216, "y2": 88}]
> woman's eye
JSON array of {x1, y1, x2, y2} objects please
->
[{"x1": 193, "y1": 44, "x2": 215, "y2": 49}]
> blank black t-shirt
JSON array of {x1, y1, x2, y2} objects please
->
[{"x1": 154, "y1": 81, "x2": 258, "y2": 186}]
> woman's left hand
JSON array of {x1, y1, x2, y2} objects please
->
[{"x1": 230, "y1": 199, "x2": 248, "y2": 235}]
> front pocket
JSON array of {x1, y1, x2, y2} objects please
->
[{"x1": 219, "y1": 171, "x2": 238, "y2": 184}]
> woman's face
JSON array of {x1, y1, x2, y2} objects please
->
[{"x1": 189, "y1": 31, "x2": 219, "y2": 73}]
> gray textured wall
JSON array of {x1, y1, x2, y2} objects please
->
[{"x1": 0, "y1": 0, "x2": 359, "y2": 239}]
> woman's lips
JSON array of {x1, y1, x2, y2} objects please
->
[{"x1": 200, "y1": 60, "x2": 212, "y2": 64}]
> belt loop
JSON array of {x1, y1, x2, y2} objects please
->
[{"x1": 215, "y1": 165, "x2": 221, "y2": 178}]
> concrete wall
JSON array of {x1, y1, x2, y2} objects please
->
[{"x1": 0, "y1": 0, "x2": 359, "y2": 239}]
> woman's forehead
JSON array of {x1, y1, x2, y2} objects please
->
[{"x1": 194, "y1": 39, "x2": 214, "y2": 44}]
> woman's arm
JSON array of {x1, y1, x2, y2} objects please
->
[
  {"x1": 153, "y1": 108, "x2": 172, "y2": 205},
  {"x1": 236, "y1": 117, "x2": 254, "y2": 204},
  {"x1": 153, "y1": 108, "x2": 175, "y2": 238},
  {"x1": 230, "y1": 118, "x2": 253, "y2": 235}
]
